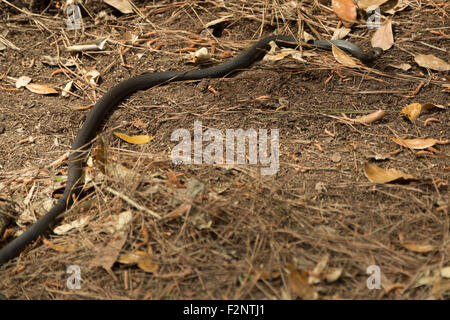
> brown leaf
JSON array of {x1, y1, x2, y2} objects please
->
[
  {"x1": 364, "y1": 163, "x2": 415, "y2": 183},
  {"x1": 371, "y1": 19, "x2": 394, "y2": 50},
  {"x1": 90, "y1": 234, "x2": 127, "y2": 270},
  {"x1": 118, "y1": 250, "x2": 158, "y2": 273},
  {"x1": 332, "y1": 0, "x2": 357, "y2": 27},
  {"x1": 414, "y1": 54, "x2": 450, "y2": 71},
  {"x1": 332, "y1": 44, "x2": 361, "y2": 68},
  {"x1": 42, "y1": 239, "x2": 77, "y2": 252},
  {"x1": 402, "y1": 242, "x2": 435, "y2": 253},
  {"x1": 391, "y1": 138, "x2": 438, "y2": 150},
  {"x1": 25, "y1": 83, "x2": 58, "y2": 95},
  {"x1": 286, "y1": 264, "x2": 318, "y2": 300}
]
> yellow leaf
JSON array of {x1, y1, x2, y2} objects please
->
[
  {"x1": 391, "y1": 138, "x2": 438, "y2": 150},
  {"x1": 364, "y1": 163, "x2": 414, "y2": 183},
  {"x1": 113, "y1": 132, "x2": 153, "y2": 145},
  {"x1": 25, "y1": 83, "x2": 58, "y2": 95},
  {"x1": 400, "y1": 103, "x2": 422, "y2": 121}
]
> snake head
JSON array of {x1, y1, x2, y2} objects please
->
[{"x1": 372, "y1": 47, "x2": 383, "y2": 58}]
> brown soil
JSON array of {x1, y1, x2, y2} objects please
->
[{"x1": 0, "y1": 0, "x2": 448, "y2": 299}]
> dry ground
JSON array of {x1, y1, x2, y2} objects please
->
[{"x1": 0, "y1": 0, "x2": 448, "y2": 299}]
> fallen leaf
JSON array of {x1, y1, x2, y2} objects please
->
[
  {"x1": 371, "y1": 19, "x2": 394, "y2": 50},
  {"x1": 103, "y1": 0, "x2": 133, "y2": 14},
  {"x1": 391, "y1": 138, "x2": 439, "y2": 150},
  {"x1": 25, "y1": 83, "x2": 58, "y2": 95},
  {"x1": 364, "y1": 163, "x2": 415, "y2": 183},
  {"x1": 340, "y1": 109, "x2": 385, "y2": 124},
  {"x1": 385, "y1": 0, "x2": 410, "y2": 14},
  {"x1": 118, "y1": 250, "x2": 158, "y2": 273},
  {"x1": 42, "y1": 239, "x2": 77, "y2": 252},
  {"x1": 414, "y1": 54, "x2": 450, "y2": 72},
  {"x1": 332, "y1": 0, "x2": 357, "y2": 27},
  {"x1": 286, "y1": 264, "x2": 318, "y2": 299},
  {"x1": 332, "y1": 27, "x2": 351, "y2": 40},
  {"x1": 53, "y1": 216, "x2": 89, "y2": 235},
  {"x1": 113, "y1": 132, "x2": 154, "y2": 144},
  {"x1": 388, "y1": 62, "x2": 411, "y2": 71},
  {"x1": 332, "y1": 44, "x2": 361, "y2": 68},
  {"x1": 402, "y1": 242, "x2": 434, "y2": 253},
  {"x1": 400, "y1": 103, "x2": 422, "y2": 121},
  {"x1": 90, "y1": 234, "x2": 127, "y2": 270},
  {"x1": 357, "y1": 0, "x2": 389, "y2": 10},
  {"x1": 15, "y1": 76, "x2": 32, "y2": 88}
]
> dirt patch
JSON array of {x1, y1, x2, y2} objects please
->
[{"x1": 0, "y1": 0, "x2": 448, "y2": 299}]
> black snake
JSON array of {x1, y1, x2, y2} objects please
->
[{"x1": 0, "y1": 35, "x2": 381, "y2": 266}]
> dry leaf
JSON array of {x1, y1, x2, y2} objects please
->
[
  {"x1": 357, "y1": 0, "x2": 389, "y2": 10},
  {"x1": 118, "y1": 250, "x2": 158, "y2": 273},
  {"x1": 371, "y1": 19, "x2": 394, "y2": 50},
  {"x1": 163, "y1": 202, "x2": 192, "y2": 221},
  {"x1": 364, "y1": 163, "x2": 414, "y2": 183},
  {"x1": 113, "y1": 132, "x2": 154, "y2": 145},
  {"x1": 15, "y1": 76, "x2": 32, "y2": 88},
  {"x1": 103, "y1": 0, "x2": 133, "y2": 14},
  {"x1": 414, "y1": 54, "x2": 450, "y2": 72},
  {"x1": 286, "y1": 264, "x2": 318, "y2": 300},
  {"x1": 340, "y1": 109, "x2": 385, "y2": 124},
  {"x1": 388, "y1": 62, "x2": 411, "y2": 71},
  {"x1": 402, "y1": 242, "x2": 434, "y2": 253},
  {"x1": 53, "y1": 216, "x2": 89, "y2": 235},
  {"x1": 332, "y1": 44, "x2": 361, "y2": 68},
  {"x1": 332, "y1": 27, "x2": 351, "y2": 40},
  {"x1": 90, "y1": 234, "x2": 127, "y2": 270},
  {"x1": 391, "y1": 138, "x2": 439, "y2": 150},
  {"x1": 385, "y1": 0, "x2": 410, "y2": 14},
  {"x1": 42, "y1": 239, "x2": 77, "y2": 252},
  {"x1": 400, "y1": 103, "x2": 422, "y2": 121},
  {"x1": 61, "y1": 80, "x2": 73, "y2": 97},
  {"x1": 25, "y1": 83, "x2": 58, "y2": 95},
  {"x1": 332, "y1": 0, "x2": 357, "y2": 27}
]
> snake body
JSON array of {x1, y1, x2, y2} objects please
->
[{"x1": 0, "y1": 35, "x2": 381, "y2": 264}]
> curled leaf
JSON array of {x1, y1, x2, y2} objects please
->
[
  {"x1": 400, "y1": 103, "x2": 422, "y2": 121},
  {"x1": 364, "y1": 163, "x2": 414, "y2": 183},
  {"x1": 113, "y1": 132, "x2": 154, "y2": 145}
]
